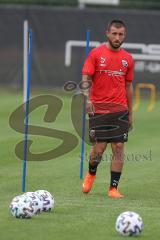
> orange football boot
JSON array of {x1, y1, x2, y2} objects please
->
[
  {"x1": 108, "y1": 187, "x2": 124, "y2": 198},
  {"x1": 82, "y1": 173, "x2": 96, "y2": 193}
]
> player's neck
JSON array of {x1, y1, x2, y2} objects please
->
[{"x1": 106, "y1": 42, "x2": 121, "y2": 52}]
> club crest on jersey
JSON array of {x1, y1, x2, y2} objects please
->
[
  {"x1": 100, "y1": 57, "x2": 106, "y2": 67},
  {"x1": 122, "y1": 59, "x2": 128, "y2": 68}
]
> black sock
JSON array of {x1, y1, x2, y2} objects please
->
[
  {"x1": 110, "y1": 171, "x2": 121, "y2": 188},
  {"x1": 89, "y1": 162, "x2": 97, "y2": 175},
  {"x1": 88, "y1": 154, "x2": 102, "y2": 175}
]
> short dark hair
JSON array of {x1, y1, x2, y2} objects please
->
[{"x1": 107, "y1": 19, "x2": 126, "y2": 31}]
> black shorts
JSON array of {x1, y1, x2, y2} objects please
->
[{"x1": 89, "y1": 110, "x2": 129, "y2": 143}]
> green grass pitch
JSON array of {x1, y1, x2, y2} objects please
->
[{"x1": 0, "y1": 89, "x2": 159, "y2": 240}]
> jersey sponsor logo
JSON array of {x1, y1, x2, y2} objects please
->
[
  {"x1": 99, "y1": 69, "x2": 125, "y2": 76},
  {"x1": 122, "y1": 59, "x2": 128, "y2": 68}
]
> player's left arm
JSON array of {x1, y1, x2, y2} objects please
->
[
  {"x1": 125, "y1": 56, "x2": 134, "y2": 128},
  {"x1": 125, "y1": 81, "x2": 133, "y2": 127}
]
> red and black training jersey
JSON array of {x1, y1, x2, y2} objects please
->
[{"x1": 82, "y1": 44, "x2": 134, "y2": 113}]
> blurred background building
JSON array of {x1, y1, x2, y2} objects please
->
[{"x1": 0, "y1": 0, "x2": 160, "y2": 96}]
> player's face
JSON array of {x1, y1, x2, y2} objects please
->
[{"x1": 106, "y1": 26, "x2": 126, "y2": 50}]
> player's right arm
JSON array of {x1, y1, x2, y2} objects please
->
[
  {"x1": 81, "y1": 74, "x2": 95, "y2": 115},
  {"x1": 81, "y1": 49, "x2": 96, "y2": 115}
]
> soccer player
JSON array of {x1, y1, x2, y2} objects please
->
[{"x1": 81, "y1": 19, "x2": 134, "y2": 198}]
